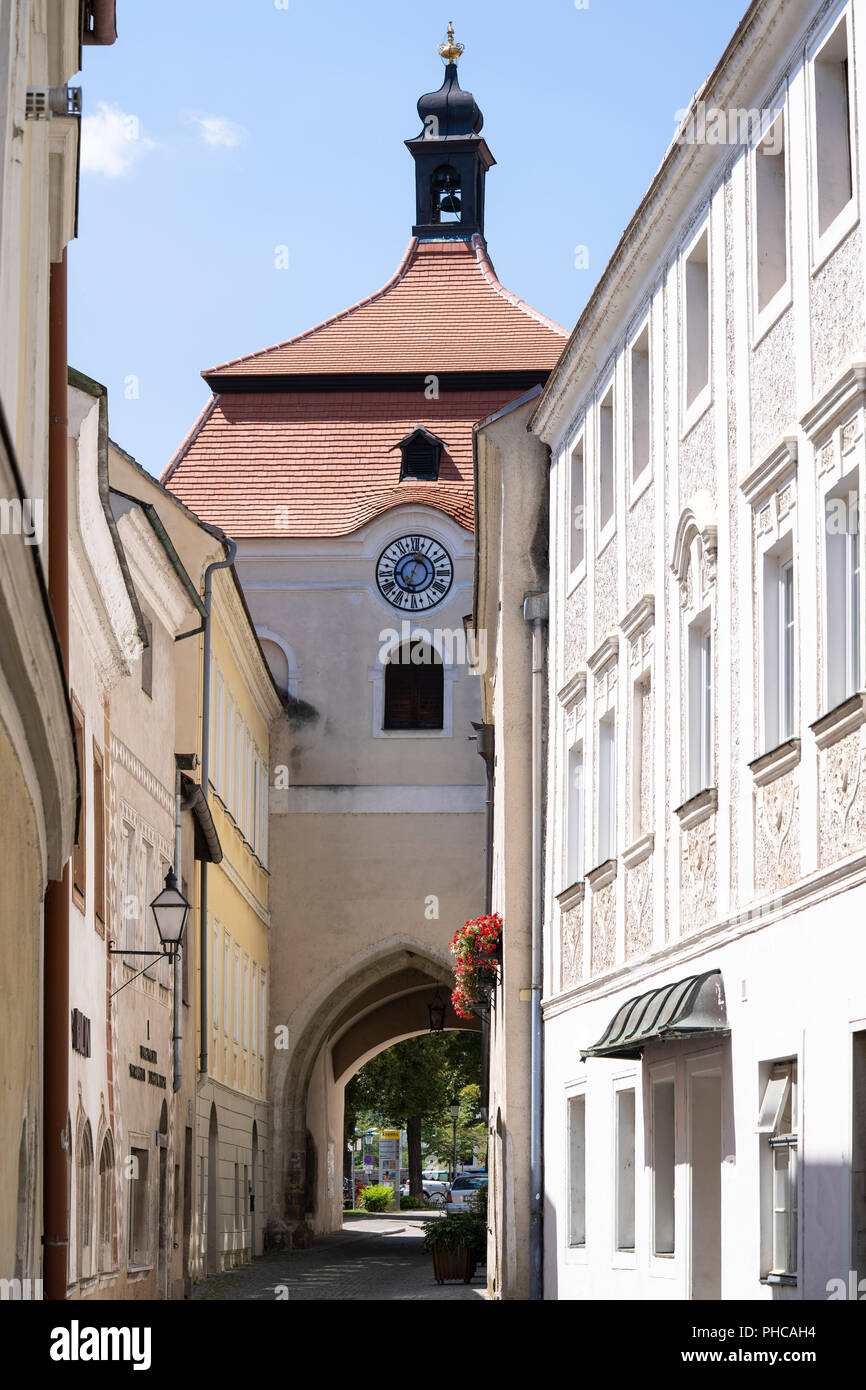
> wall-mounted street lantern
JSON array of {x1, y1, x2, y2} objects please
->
[
  {"x1": 428, "y1": 986, "x2": 447, "y2": 1033},
  {"x1": 108, "y1": 868, "x2": 191, "y2": 995}
]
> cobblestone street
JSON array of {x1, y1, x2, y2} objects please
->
[{"x1": 192, "y1": 1213, "x2": 490, "y2": 1301}]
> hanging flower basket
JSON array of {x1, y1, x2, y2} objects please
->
[{"x1": 450, "y1": 913, "x2": 503, "y2": 1021}]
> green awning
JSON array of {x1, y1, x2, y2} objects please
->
[{"x1": 581, "y1": 970, "x2": 729, "y2": 1061}]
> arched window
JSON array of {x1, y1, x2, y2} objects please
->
[
  {"x1": 77, "y1": 1121, "x2": 94, "y2": 1280},
  {"x1": 260, "y1": 638, "x2": 289, "y2": 697},
  {"x1": 98, "y1": 1133, "x2": 115, "y2": 1273},
  {"x1": 431, "y1": 164, "x2": 461, "y2": 224},
  {"x1": 384, "y1": 642, "x2": 444, "y2": 730}
]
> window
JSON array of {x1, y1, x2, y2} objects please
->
[
  {"x1": 121, "y1": 823, "x2": 137, "y2": 965},
  {"x1": 235, "y1": 712, "x2": 243, "y2": 821},
  {"x1": 128, "y1": 1147, "x2": 149, "y2": 1268},
  {"x1": 225, "y1": 694, "x2": 235, "y2": 815},
  {"x1": 567, "y1": 1094, "x2": 586, "y2": 1247},
  {"x1": 97, "y1": 1134, "x2": 115, "y2": 1274},
  {"x1": 251, "y1": 964, "x2": 258, "y2": 1077},
  {"x1": 566, "y1": 742, "x2": 584, "y2": 886},
  {"x1": 142, "y1": 841, "x2": 157, "y2": 980},
  {"x1": 615, "y1": 1088, "x2": 636, "y2": 1252},
  {"x1": 631, "y1": 673, "x2": 653, "y2": 841},
  {"x1": 212, "y1": 924, "x2": 219, "y2": 1029},
  {"x1": 399, "y1": 427, "x2": 441, "y2": 480},
  {"x1": 826, "y1": 474, "x2": 861, "y2": 708},
  {"x1": 813, "y1": 15, "x2": 854, "y2": 240},
  {"x1": 754, "y1": 117, "x2": 788, "y2": 317},
  {"x1": 630, "y1": 325, "x2": 650, "y2": 485},
  {"x1": 684, "y1": 228, "x2": 710, "y2": 412},
  {"x1": 259, "y1": 762, "x2": 268, "y2": 867},
  {"x1": 244, "y1": 729, "x2": 252, "y2": 840},
  {"x1": 597, "y1": 712, "x2": 616, "y2": 865},
  {"x1": 93, "y1": 742, "x2": 105, "y2": 928},
  {"x1": 569, "y1": 436, "x2": 586, "y2": 575},
  {"x1": 214, "y1": 671, "x2": 224, "y2": 797},
  {"x1": 651, "y1": 1077, "x2": 675, "y2": 1256},
  {"x1": 763, "y1": 550, "x2": 796, "y2": 747},
  {"x1": 76, "y1": 1122, "x2": 94, "y2": 1280},
  {"x1": 72, "y1": 705, "x2": 86, "y2": 907},
  {"x1": 758, "y1": 1062, "x2": 798, "y2": 1281},
  {"x1": 687, "y1": 618, "x2": 713, "y2": 797},
  {"x1": 598, "y1": 385, "x2": 615, "y2": 539},
  {"x1": 243, "y1": 956, "x2": 250, "y2": 1053},
  {"x1": 223, "y1": 934, "x2": 231, "y2": 1035},
  {"x1": 141, "y1": 617, "x2": 153, "y2": 698},
  {"x1": 233, "y1": 948, "x2": 240, "y2": 1044},
  {"x1": 384, "y1": 643, "x2": 444, "y2": 730},
  {"x1": 259, "y1": 973, "x2": 266, "y2": 1059}
]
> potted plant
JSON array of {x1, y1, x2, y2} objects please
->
[
  {"x1": 423, "y1": 1211, "x2": 486, "y2": 1284},
  {"x1": 450, "y1": 913, "x2": 503, "y2": 1021}
]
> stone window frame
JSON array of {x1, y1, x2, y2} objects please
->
[
  {"x1": 566, "y1": 417, "x2": 588, "y2": 595},
  {"x1": 595, "y1": 370, "x2": 617, "y2": 558},
  {"x1": 588, "y1": 635, "x2": 620, "y2": 882},
  {"x1": 560, "y1": 672, "x2": 587, "y2": 896},
  {"x1": 621, "y1": 596, "x2": 655, "y2": 865},
  {"x1": 742, "y1": 437, "x2": 801, "y2": 783},
  {"x1": 626, "y1": 306, "x2": 654, "y2": 506},
  {"x1": 748, "y1": 91, "x2": 793, "y2": 347},
  {"x1": 679, "y1": 214, "x2": 713, "y2": 438},
  {"x1": 803, "y1": 365, "x2": 866, "y2": 746},
  {"x1": 368, "y1": 629, "x2": 459, "y2": 740},
  {"x1": 807, "y1": 2, "x2": 859, "y2": 276},
  {"x1": 672, "y1": 499, "x2": 719, "y2": 823}
]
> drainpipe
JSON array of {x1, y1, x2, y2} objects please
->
[
  {"x1": 523, "y1": 591, "x2": 548, "y2": 1303},
  {"x1": 43, "y1": 251, "x2": 70, "y2": 1300},
  {"x1": 199, "y1": 539, "x2": 236, "y2": 1072},
  {"x1": 472, "y1": 722, "x2": 495, "y2": 1122},
  {"x1": 173, "y1": 766, "x2": 183, "y2": 1092}
]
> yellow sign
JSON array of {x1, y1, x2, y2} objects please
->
[{"x1": 380, "y1": 1129, "x2": 401, "y2": 1140}]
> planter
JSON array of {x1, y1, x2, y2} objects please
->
[{"x1": 431, "y1": 1243, "x2": 477, "y2": 1285}]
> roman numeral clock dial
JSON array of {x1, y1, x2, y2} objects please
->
[{"x1": 376, "y1": 535, "x2": 454, "y2": 611}]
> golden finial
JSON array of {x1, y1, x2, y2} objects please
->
[{"x1": 438, "y1": 22, "x2": 464, "y2": 64}]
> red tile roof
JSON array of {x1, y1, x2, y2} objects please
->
[
  {"x1": 163, "y1": 234, "x2": 567, "y2": 536},
  {"x1": 161, "y1": 389, "x2": 523, "y2": 536},
  {"x1": 204, "y1": 235, "x2": 568, "y2": 380}
]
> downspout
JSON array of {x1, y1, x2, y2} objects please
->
[
  {"x1": 199, "y1": 539, "x2": 237, "y2": 1073},
  {"x1": 472, "y1": 721, "x2": 495, "y2": 1122},
  {"x1": 173, "y1": 767, "x2": 183, "y2": 1092},
  {"x1": 523, "y1": 591, "x2": 548, "y2": 1303},
  {"x1": 44, "y1": 251, "x2": 70, "y2": 1300}
]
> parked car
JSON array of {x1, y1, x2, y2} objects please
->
[
  {"x1": 446, "y1": 1174, "x2": 488, "y2": 1209},
  {"x1": 423, "y1": 1169, "x2": 451, "y2": 1184},
  {"x1": 401, "y1": 1177, "x2": 448, "y2": 1207}
]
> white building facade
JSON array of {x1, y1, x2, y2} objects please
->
[{"x1": 533, "y1": 0, "x2": 866, "y2": 1300}]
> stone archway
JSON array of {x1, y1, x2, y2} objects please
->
[{"x1": 268, "y1": 937, "x2": 479, "y2": 1247}]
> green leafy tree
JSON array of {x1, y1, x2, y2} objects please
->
[{"x1": 344, "y1": 1032, "x2": 481, "y2": 1197}]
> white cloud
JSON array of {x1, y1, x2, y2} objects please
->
[
  {"x1": 185, "y1": 112, "x2": 246, "y2": 149},
  {"x1": 80, "y1": 102, "x2": 156, "y2": 177}
]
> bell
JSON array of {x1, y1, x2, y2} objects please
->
[{"x1": 438, "y1": 193, "x2": 461, "y2": 214}]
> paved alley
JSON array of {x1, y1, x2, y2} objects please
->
[{"x1": 191, "y1": 1213, "x2": 490, "y2": 1302}]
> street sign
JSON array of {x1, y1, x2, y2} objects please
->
[{"x1": 363, "y1": 1154, "x2": 373, "y2": 1167}]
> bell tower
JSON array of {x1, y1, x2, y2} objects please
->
[{"x1": 405, "y1": 24, "x2": 496, "y2": 240}]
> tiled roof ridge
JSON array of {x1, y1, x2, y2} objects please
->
[
  {"x1": 469, "y1": 233, "x2": 569, "y2": 338},
  {"x1": 204, "y1": 238, "x2": 421, "y2": 374},
  {"x1": 161, "y1": 394, "x2": 218, "y2": 484}
]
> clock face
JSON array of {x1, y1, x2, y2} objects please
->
[{"x1": 376, "y1": 534, "x2": 453, "y2": 611}]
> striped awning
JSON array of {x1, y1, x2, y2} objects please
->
[{"x1": 580, "y1": 970, "x2": 729, "y2": 1061}]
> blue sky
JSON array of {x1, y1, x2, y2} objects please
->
[{"x1": 69, "y1": 0, "x2": 748, "y2": 477}]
